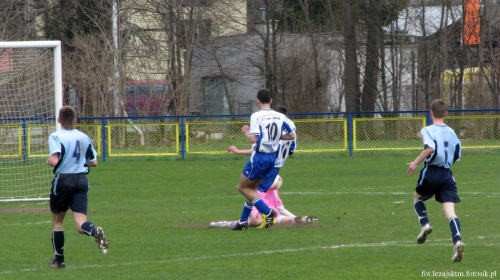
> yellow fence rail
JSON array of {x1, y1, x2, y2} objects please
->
[
  {"x1": 106, "y1": 123, "x2": 179, "y2": 156},
  {"x1": 2, "y1": 114, "x2": 500, "y2": 159}
]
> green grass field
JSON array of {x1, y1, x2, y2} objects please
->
[{"x1": 1, "y1": 150, "x2": 499, "y2": 279}]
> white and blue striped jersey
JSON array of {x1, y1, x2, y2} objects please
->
[
  {"x1": 421, "y1": 124, "x2": 461, "y2": 169},
  {"x1": 249, "y1": 109, "x2": 296, "y2": 153},
  {"x1": 48, "y1": 129, "x2": 97, "y2": 175}
]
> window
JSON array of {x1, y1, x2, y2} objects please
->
[
  {"x1": 200, "y1": 76, "x2": 234, "y2": 115},
  {"x1": 260, "y1": 8, "x2": 266, "y2": 21},
  {"x1": 125, "y1": 81, "x2": 170, "y2": 116}
]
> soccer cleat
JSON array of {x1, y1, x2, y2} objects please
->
[
  {"x1": 264, "y1": 209, "x2": 277, "y2": 228},
  {"x1": 301, "y1": 216, "x2": 318, "y2": 223},
  {"x1": 452, "y1": 240, "x2": 465, "y2": 263},
  {"x1": 95, "y1": 227, "x2": 108, "y2": 254},
  {"x1": 209, "y1": 221, "x2": 228, "y2": 228},
  {"x1": 50, "y1": 257, "x2": 66, "y2": 269},
  {"x1": 256, "y1": 215, "x2": 276, "y2": 228},
  {"x1": 231, "y1": 221, "x2": 248, "y2": 230},
  {"x1": 417, "y1": 223, "x2": 433, "y2": 244}
]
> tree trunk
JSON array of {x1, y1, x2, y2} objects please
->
[
  {"x1": 342, "y1": 1, "x2": 361, "y2": 113},
  {"x1": 360, "y1": 0, "x2": 381, "y2": 117}
]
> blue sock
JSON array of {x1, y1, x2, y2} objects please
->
[
  {"x1": 414, "y1": 200, "x2": 429, "y2": 226},
  {"x1": 81, "y1": 221, "x2": 96, "y2": 237},
  {"x1": 252, "y1": 198, "x2": 271, "y2": 215},
  {"x1": 52, "y1": 230, "x2": 65, "y2": 263},
  {"x1": 449, "y1": 217, "x2": 462, "y2": 244},
  {"x1": 239, "y1": 202, "x2": 253, "y2": 223}
]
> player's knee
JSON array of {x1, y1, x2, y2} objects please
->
[{"x1": 413, "y1": 192, "x2": 422, "y2": 202}]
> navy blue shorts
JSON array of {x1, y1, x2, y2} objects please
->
[
  {"x1": 50, "y1": 174, "x2": 89, "y2": 214},
  {"x1": 415, "y1": 165, "x2": 460, "y2": 203}
]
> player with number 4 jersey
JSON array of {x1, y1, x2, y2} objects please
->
[
  {"x1": 407, "y1": 99, "x2": 464, "y2": 263},
  {"x1": 47, "y1": 106, "x2": 108, "y2": 269}
]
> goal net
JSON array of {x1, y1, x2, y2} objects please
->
[{"x1": 0, "y1": 41, "x2": 63, "y2": 201}]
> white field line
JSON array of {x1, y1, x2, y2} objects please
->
[
  {"x1": 1, "y1": 235, "x2": 499, "y2": 274},
  {"x1": 8, "y1": 220, "x2": 52, "y2": 226}
]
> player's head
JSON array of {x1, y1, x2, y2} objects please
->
[
  {"x1": 257, "y1": 89, "x2": 271, "y2": 104},
  {"x1": 269, "y1": 175, "x2": 282, "y2": 190},
  {"x1": 275, "y1": 105, "x2": 288, "y2": 116},
  {"x1": 58, "y1": 106, "x2": 77, "y2": 129},
  {"x1": 430, "y1": 99, "x2": 447, "y2": 119}
]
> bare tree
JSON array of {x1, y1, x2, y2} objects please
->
[
  {"x1": 478, "y1": 1, "x2": 500, "y2": 109},
  {"x1": 0, "y1": 0, "x2": 43, "y2": 40}
]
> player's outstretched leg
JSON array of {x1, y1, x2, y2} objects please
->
[
  {"x1": 231, "y1": 220, "x2": 249, "y2": 230},
  {"x1": 210, "y1": 221, "x2": 229, "y2": 228},
  {"x1": 299, "y1": 216, "x2": 318, "y2": 223},
  {"x1": 95, "y1": 227, "x2": 108, "y2": 254}
]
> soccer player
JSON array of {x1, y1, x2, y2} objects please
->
[
  {"x1": 232, "y1": 89, "x2": 296, "y2": 230},
  {"x1": 210, "y1": 175, "x2": 318, "y2": 228},
  {"x1": 47, "y1": 106, "x2": 108, "y2": 269},
  {"x1": 407, "y1": 99, "x2": 464, "y2": 262},
  {"x1": 229, "y1": 104, "x2": 295, "y2": 191}
]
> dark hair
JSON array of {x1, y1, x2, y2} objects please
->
[
  {"x1": 430, "y1": 99, "x2": 447, "y2": 118},
  {"x1": 275, "y1": 105, "x2": 288, "y2": 116},
  {"x1": 257, "y1": 89, "x2": 271, "y2": 104},
  {"x1": 59, "y1": 106, "x2": 76, "y2": 129}
]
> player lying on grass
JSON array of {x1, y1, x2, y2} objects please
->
[{"x1": 210, "y1": 175, "x2": 318, "y2": 228}]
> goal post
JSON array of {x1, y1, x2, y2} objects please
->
[{"x1": 0, "y1": 41, "x2": 63, "y2": 201}]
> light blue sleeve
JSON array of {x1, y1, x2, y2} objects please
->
[
  {"x1": 421, "y1": 127, "x2": 435, "y2": 150},
  {"x1": 48, "y1": 134, "x2": 61, "y2": 156}
]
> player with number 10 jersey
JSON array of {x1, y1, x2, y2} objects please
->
[{"x1": 249, "y1": 109, "x2": 295, "y2": 154}]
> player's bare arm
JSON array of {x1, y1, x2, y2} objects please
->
[
  {"x1": 47, "y1": 153, "x2": 60, "y2": 167},
  {"x1": 227, "y1": 146, "x2": 253, "y2": 155},
  {"x1": 407, "y1": 147, "x2": 434, "y2": 176},
  {"x1": 241, "y1": 124, "x2": 258, "y2": 143},
  {"x1": 281, "y1": 132, "x2": 296, "y2": 141}
]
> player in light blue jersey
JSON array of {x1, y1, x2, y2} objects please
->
[
  {"x1": 47, "y1": 106, "x2": 108, "y2": 269},
  {"x1": 407, "y1": 99, "x2": 464, "y2": 262},
  {"x1": 232, "y1": 89, "x2": 296, "y2": 230}
]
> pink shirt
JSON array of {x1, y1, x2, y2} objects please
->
[{"x1": 251, "y1": 189, "x2": 284, "y2": 218}]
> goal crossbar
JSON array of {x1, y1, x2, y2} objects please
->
[{"x1": 0, "y1": 41, "x2": 63, "y2": 130}]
